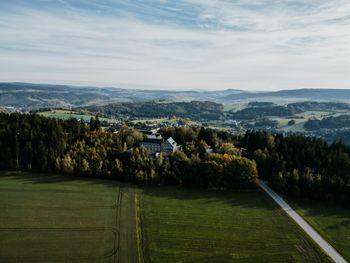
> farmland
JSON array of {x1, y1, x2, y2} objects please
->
[
  {"x1": 37, "y1": 109, "x2": 117, "y2": 124},
  {"x1": 273, "y1": 110, "x2": 350, "y2": 133},
  {"x1": 141, "y1": 186, "x2": 329, "y2": 262},
  {"x1": 0, "y1": 171, "x2": 139, "y2": 262},
  {"x1": 0, "y1": 171, "x2": 331, "y2": 263},
  {"x1": 290, "y1": 199, "x2": 350, "y2": 261}
]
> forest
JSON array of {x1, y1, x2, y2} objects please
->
[
  {"x1": 242, "y1": 130, "x2": 350, "y2": 202},
  {"x1": 0, "y1": 113, "x2": 256, "y2": 189},
  {"x1": 85, "y1": 101, "x2": 224, "y2": 121},
  {"x1": 0, "y1": 112, "x2": 349, "y2": 203},
  {"x1": 304, "y1": 115, "x2": 350, "y2": 130},
  {"x1": 228, "y1": 101, "x2": 350, "y2": 120},
  {"x1": 228, "y1": 105, "x2": 298, "y2": 120}
]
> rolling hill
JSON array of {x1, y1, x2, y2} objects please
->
[{"x1": 1, "y1": 82, "x2": 350, "y2": 111}]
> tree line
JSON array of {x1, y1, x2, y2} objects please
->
[
  {"x1": 0, "y1": 113, "x2": 349, "y2": 202},
  {"x1": 242, "y1": 130, "x2": 350, "y2": 203},
  {"x1": 304, "y1": 114, "x2": 350, "y2": 130},
  {"x1": 85, "y1": 100, "x2": 224, "y2": 121},
  {"x1": 0, "y1": 113, "x2": 256, "y2": 189}
]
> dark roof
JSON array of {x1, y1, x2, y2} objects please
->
[
  {"x1": 141, "y1": 138, "x2": 163, "y2": 144},
  {"x1": 139, "y1": 130, "x2": 154, "y2": 135}
]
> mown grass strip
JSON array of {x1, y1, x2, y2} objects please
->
[{"x1": 135, "y1": 193, "x2": 145, "y2": 263}]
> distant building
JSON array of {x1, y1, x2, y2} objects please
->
[
  {"x1": 106, "y1": 126, "x2": 120, "y2": 133},
  {"x1": 140, "y1": 135, "x2": 178, "y2": 156},
  {"x1": 163, "y1": 137, "x2": 177, "y2": 154},
  {"x1": 140, "y1": 136, "x2": 163, "y2": 155},
  {"x1": 132, "y1": 124, "x2": 159, "y2": 135}
]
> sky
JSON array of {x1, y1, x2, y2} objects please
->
[{"x1": 0, "y1": 0, "x2": 350, "y2": 91}]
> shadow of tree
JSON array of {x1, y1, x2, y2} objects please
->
[
  {"x1": 289, "y1": 198, "x2": 350, "y2": 226},
  {"x1": 0, "y1": 170, "x2": 129, "y2": 188},
  {"x1": 140, "y1": 184, "x2": 277, "y2": 211},
  {"x1": 1, "y1": 170, "x2": 273, "y2": 211}
]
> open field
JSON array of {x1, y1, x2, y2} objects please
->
[
  {"x1": 129, "y1": 117, "x2": 200, "y2": 127},
  {"x1": 0, "y1": 171, "x2": 332, "y2": 263},
  {"x1": 274, "y1": 110, "x2": 350, "y2": 133},
  {"x1": 0, "y1": 171, "x2": 139, "y2": 262},
  {"x1": 223, "y1": 103, "x2": 247, "y2": 112},
  {"x1": 37, "y1": 109, "x2": 117, "y2": 124},
  {"x1": 290, "y1": 199, "x2": 350, "y2": 261},
  {"x1": 141, "y1": 186, "x2": 330, "y2": 263},
  {"x1": 273, "y1": 117, "x2": 307, "y2": 132}
]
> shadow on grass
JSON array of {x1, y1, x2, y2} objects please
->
[
  {"x1": 140, "y1": 184, "x2": 276, "y2": 211},
  {"x1": 0, "y1": 170, "x2": 270, "y2": 211},
  {"x1": 0, "y1": 170, "x2": 128, "y2": 188},
  {"x1": 325, "y1": 219, "x2": 350, "y2": 230},
  {"x1": 289, "y1": 198, "x2": 350, "y2": 222}
]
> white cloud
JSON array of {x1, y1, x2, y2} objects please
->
[{"x1": 0, "y1": 1, "x2": 349, "y2": 90}]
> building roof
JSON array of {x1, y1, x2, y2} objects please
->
[
  {"x1": 139, "y1": 130, "x2": 154, "y2": 135},
  {"x1": 140, "y1": 135, "x2": 177, "y2": 148},
  {"x1": 167, "y1": 137, "x2": 176, "y2": 145},
  {"x1": 141, "y1": 138, "x2": 163, "y2": 144}
]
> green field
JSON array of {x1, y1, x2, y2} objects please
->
[
  {"x1": 223, "y1": 103, "x2": 247, "y2": 112},
  {"x1": 290, "y1": 199, "x2": 350, "y2": 261},
  {"x1": 37, "y1": 109, "x2": 117, "y2": 124},
  {"x1": 275, "y1": 110, "x2": 350, "y2": 133},
  {"x1": 141, "y1": 186, "x2": 329, "y2": 262},
  {"x1": 0, "y1": 171, "x2": 139, "y2": 262},
  {"x1": 0, "y1": 172, "x2": 331, "y2": 263}
]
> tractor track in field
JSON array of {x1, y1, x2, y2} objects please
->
[
  {"x1": 116, "y1": 187, "x2": 144, "y2": 263},
  {"x1": 114, "y1": 187, "x2": 122, "y2": 263},
  {"x1": 0, "y1": 205, "x2": 118, "y2": 209},
  {"x1": 135, "y1": 193, "x2": 145, "y2": 263},
  {"x1": 0, "y1": 227, "x2": 115, "y2": 231},
  {"x1": 0, "y1": 175, "x2": 144, "y2": 263}
]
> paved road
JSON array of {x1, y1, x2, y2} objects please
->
[{"x1": 260, "y1": 181, "x2": 347, "y2": 263}]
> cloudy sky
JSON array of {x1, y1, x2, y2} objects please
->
[{"x1": 0, "y1": 0, "x2": 350, "y2": 90}]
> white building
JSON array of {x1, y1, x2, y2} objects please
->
[{"x1": 140, "y1": 135, "x2": 178, "y2": 155}]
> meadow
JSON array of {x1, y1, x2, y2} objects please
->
[
  {"x1": 0, "y1": 171, "x2": 332, "y2": 263},
  {"x1": 274, "y1": 110, "x2": 350, "y2": 133},
  {"x1": 290, "y1": 199, "x2": 350, "y2": 261},
  {"x1": 0, "y1": 171, "x2": 139, "y2": 263},
  {"x1": 141, "y1": 186, "x2": 330, "y2": 263},
  {"x1": 37, "y1": 109, "x2": 117, "y2": 124}
]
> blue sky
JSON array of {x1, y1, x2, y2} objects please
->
[{"x1": 0, "y1": 0, "x2": 350, "y2": 90}]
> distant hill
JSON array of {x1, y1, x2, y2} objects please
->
[
  {"x1": 221, "y1": 88, "x2": 350, "y2": 101},
  {"x1": 85, "y1": 101, "x2": 224, "y2": 121},
  {"x1": 0, "y1": 82, "x2": 245, "y2": 110},
  {"x1": 1, "y1": 82, "x2": 350, "y2": 111}
]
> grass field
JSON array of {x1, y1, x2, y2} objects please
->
[
  {"x1": 223, "y1": 103, "x2": 247, "y2": 112},
  {"x1": 0, "y1": 171, "x2": 139, "y2": 262},
  {"x1": 141, "y1": 186, "x2": 330, "y2": 263},
  {"x1": 275, "y1": 110, "x2": 350, "y2": 133},
  {"x1": 37, "y1": 109, "x2": 117, "y2": 124},
  {"x1": 0, "y1": 171, "x2": 332, "y2": 263},
  {"x1": 290, "y1": 199, "x2": 350, "y2": 261}
]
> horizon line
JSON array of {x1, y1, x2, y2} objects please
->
[{"x1": 1, "y1": 81, "x2": 350, "y2": 93}]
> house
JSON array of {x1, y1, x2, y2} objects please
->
[
  {"x1": 163, "y1": 137, "x2": 177, "y2": 154},
  {"x1": 140, "y1": 136, "x2": 163, "y2": 155},
  {"x1": 140, "y1": 135, "x2": 178, "y2": 156},
  {"x1": 106, "y1": 126, "x2": 120, "y2": 133}
]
